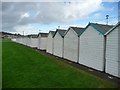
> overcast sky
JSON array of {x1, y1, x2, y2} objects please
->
[{"x1": 1, "y1": 0, "x2": 119, "y2": 35}]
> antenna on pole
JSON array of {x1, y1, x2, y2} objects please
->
[{"x1": 106, "y1": 15, "x2": 109, "y2": 25}]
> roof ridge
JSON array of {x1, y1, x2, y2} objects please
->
[
  {"x1": 91, "y1": 23, "x2": 113, "y2": 26},
  {"x1": 71, "y1": 27, "x2": 84, "y2": 28}
]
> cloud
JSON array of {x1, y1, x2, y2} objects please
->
[
  {"x1": 22, "y1": 13, "x2": 30, "y2": 18},
  {"x1": 93, "y1": 13, "x2": 101, "y2": 18},
  {"x1": 2, "y1": 1, "x2": 103, "y2": 33},
  {"x1": 13, "y1": 24, "x2": 39, "y2": 35},
  {"x1": 18, "y1": 12, "x2": 30, "y2": 22}
]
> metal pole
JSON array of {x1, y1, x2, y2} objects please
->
[{"x1": 106, "y1": 15, "x2": 109, "y2": 25}]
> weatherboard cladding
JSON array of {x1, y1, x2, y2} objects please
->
[
  {"x1": 37, "y1": 33, "x2": 48, "y2": 50},
  {"x1": 64, "y1": 29, "x2": 80, "y2": 62},
  {"x1": 53, "y1": 32, "x2": 63, "y2": 57},
  {"x1": 46, "y1": 31, "x2": 55, "y2": 54},
  {"x1": 79, "y1": 25, "x2": 105, "y2": 71},
  {"x1": 105, "y1": 22, "x2": 120, "y2": 77}
]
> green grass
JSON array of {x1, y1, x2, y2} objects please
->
[{"x1": 2, "y1": 39, "x2": 117, "y2": 88}]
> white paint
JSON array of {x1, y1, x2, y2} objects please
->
[
  {"x1": 38, "y1": 35, "x2": 47, "y2": 50},
  {"x1": 64, "y1": 29, "x2": 79, "y2": 62},
  {"x1": 79, "y1": 26, "x2": 104, "y2": 71},
  {"x1": 39, "y1": 38, "x2": 47, "y2": 50},
  {"x1": 46, "y1": 32, "x2": 53, "y2": 54},
  {"x1": 30, "y1": 38, "x2": 38, "y2": 48},
  {"x1": 53, "y1": 32, "x2": 63, "y2": 57},
  {"x1": 27, "y1": 38, "x2": 31, "y2": 47},
  {"x1": 106, "y1": 25, "x2": 119, "y2": 77}
]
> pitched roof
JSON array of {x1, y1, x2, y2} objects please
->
[
  {"x1": 105, "y1": 21, "x2": 120, "y2": 35},
  {"x1": 91, "y1": 23, "x2": 113, "y2": 34},
  {"x1": 49, "y1": 31, "x2": 55, "y2": 35},
  {"x1": 38, "y1": 33, "x2": 48, "y2": 37},
  {"x1": 78, "y1": 23, "x2": 114, "y2": 36},
  {"x1": 64, "y1": 27, "x2": 84, "y2": 36},
  {"x1": 53, "y1": 29, "x2": 67, "y2": 38},
  {"x1": 70, "y1": 27, "x2": 84, "y2": 35},
  {"x1": 59, "y1": 30, "x2": 66, "y2": 36}
]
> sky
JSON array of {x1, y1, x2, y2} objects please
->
[{"x1": 1, "y1": 0, "x2": 119, "y2": 35}]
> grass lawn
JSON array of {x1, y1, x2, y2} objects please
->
[{"x1": 2, "y1": 39, "x2": 117, "y2": 88}]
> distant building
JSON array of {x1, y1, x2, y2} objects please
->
[{"x1": 0, "y1": 32, "x2": 20, "y2": 39}]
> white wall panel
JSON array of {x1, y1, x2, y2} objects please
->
[
  {"x1": 39, "y1": 38, "x2": 47, "y2": 50},
  {"x1": 53, "y1": 32, "x2": 63, "y2": 57},
  {"x1": 79, "y1": 26, "x2": 104, "y2": 71},
  {"x1": 106, "y1": 26, "x2": 119, "y2": 77},
  {"x1": 47, "y1": 33, "x2": 53, "y2": 54},
  {"x1": 30, "y1": 38, "x2": 38, "y2": 48},
  {"x1": 64, "y1": 29, "x2": 78, "y2": 62}
]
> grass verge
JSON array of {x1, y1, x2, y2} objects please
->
[{"x1": 2, "y1": 39, "x2": 117, "y2": 88}]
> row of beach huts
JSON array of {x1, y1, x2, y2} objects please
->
[{"x1": 12, "y1": 22, "x2": 120, "y2": 78}]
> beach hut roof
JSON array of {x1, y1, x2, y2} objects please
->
[
  {"x1": 105, "y1": 21, "x2": 120, "y2": 35},
  {"x1": 53, "y1": 29, "x2": 67, "y2": 38},
  {"x1": 64, "y1": 27, "x2": 84, "y2": 36},
  {"x1": 78, "y1": 23, "x2": 114, "y2": 36},
  {"x1": 38, "y1": 33, "x2": 48, "y2": 37}
]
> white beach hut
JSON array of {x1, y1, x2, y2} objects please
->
[
  {"x1": 79, "y1": 23, "x2": 113, "y2": 71},
  {"x1": 46, "y1": 31, "x2": 55, "y2": 54},
  {"x1": 64, "y1": 27, "x2": 84, "y2": 63},
  {"x1": 105, "y1": 22, "x2": 120, "y2": 77},
  {"x1": 19, "y1": 37, "x2": 23, "y2": 44},
  {"x1": 38, "y1": 33, "x2": 48, "y2": 50},
  {"x1": 53, "y1": 29, "x2": 67, "y2": 57},
  {"x1": 29, "y1": 34, "x2": 38, "y2": 48},
  {"x1": 27, "y1": 35, "x2": 31, "y2": 47},
  {"x1": 22, "y1": 36, "x2": 27, "y2": 45},
  {"x1": 24, "y1": 36, "x2": 29, "y2": 46}
]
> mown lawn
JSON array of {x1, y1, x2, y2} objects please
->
[{"x1": 2, "y1": 39, "x2": 117, "y2": 88}]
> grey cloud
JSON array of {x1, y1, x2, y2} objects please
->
[{"x1": 2, "y1": 1, "x2": 102, "y2": 32}]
